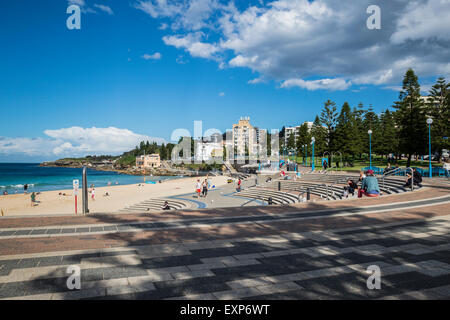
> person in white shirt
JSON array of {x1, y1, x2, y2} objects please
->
[
  {"x1": 195, "y1": 180, "x2": 202, "y2": 198},
  {"x1": 443, "y1": 160, "x2": 450, "y2": 177}
]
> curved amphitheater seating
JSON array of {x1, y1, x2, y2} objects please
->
[
  {"x1": 268, "y1": 174, "x2": 419, "y2": 200},
  {"x1": 119, "y1": 198, "x2": 193, "y2": 213},
  {"x1": 229, "y1": 173, "x2": 252, "y2": 180},
  {"x1": 236, "y1": 187, "x2": 298, "y2": 205},
  {"x1": 234, "y1": 173, "x2": 420, "y2": 204}
]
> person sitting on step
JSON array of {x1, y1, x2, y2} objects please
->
[
  {"x1": 161, "y1": 201, "x2": 171, "y2": 210},
  {"x1": 358, "y1": 170, "x2": 380, "y2": 198},
  {"x1": 403, "y1": 168, "x2": 423, "y2": 188},
  {"x1": 343, "y1": 179, "x2": 358, "y2": 198}
]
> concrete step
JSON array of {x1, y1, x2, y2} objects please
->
[{"x1": 120, "y1": 198, "x2": 192, "y2": 213}]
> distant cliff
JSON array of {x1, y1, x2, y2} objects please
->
[{"x1": 39, "y1": 159, "x2": 186, "y2": 176}]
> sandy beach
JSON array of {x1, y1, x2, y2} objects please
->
[{"x1": 0, "y1": 176, "x2": 229, "y2": 217}]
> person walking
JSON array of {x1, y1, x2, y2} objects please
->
[
  {"x1": 443, "y1": 159, "x2": 450, "y2": 177},
  {"x1": 237, "y1": 178, "x2": 242, "y2": 192},
  {"x1": 91, "y1": 188, "x2": 95, "y2": 201},
  {"x1": 30, "y1": 192, "x2": 36, "y2": 206},
  {"x1": 24, "y1": 184, "x2": 28, "y2": 194},
  {"x1": 195, "y1": 179, "x2": 202, "y2": 198},
  {"x1": 202, "y1": 179, "x2": 208, "y2": 197}
]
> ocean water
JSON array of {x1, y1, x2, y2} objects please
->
[{"x1": 0, "y1": 163, "x2": 180, "y2": 194}]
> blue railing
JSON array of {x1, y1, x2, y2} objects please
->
[
  {"x1": 362, "y1": 166, "x2": 384, "y2": 175},
  {"x1": 414, "y1": 167, "x2": 447, "y2": 177},
  {"x1": 363, "y1": 166, "x2": 447, "y2": 177}
]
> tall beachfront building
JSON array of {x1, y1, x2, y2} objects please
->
[{"x1": 232, "y1": 117, "x2": 263, "y2": 156}]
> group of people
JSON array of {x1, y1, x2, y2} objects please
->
[
  {"x1": 342, "y1": 169, "x2": 381, "y2": 199},
  {"x1": 344, "y1": 165, "x2": 427, "y2": 199},
  {"x1": 195, "y1": 178, "x2": 210, "y2": 198}
]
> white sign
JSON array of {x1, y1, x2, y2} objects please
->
[{"x1": 73, "y1": 179, "x2": 79, "y2": 196}]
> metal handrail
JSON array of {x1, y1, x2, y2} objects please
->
[
  {"x1": 381, "y1": 167, "x2": 414, "y2": 191},
  {"x1": 382, "y1": 167, "x2": 404, "y2": 190},
  {"x1": 297, "y1": 183, "x2": 326, "y2": 201}
]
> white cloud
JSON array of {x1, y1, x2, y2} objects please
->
[
  {"x1": 281, "y1": 78, "x2": 352, "y2": 91},
  {"x1": 68, "y1": 0, "x2": 114, "y2": 15},
  {"x1": 68, "y1": 0, "x2": 85, "y2": 6},
  {"x1": 93, "y1": 4, "x2": 114, "y2": 15},
  {"x1": 134, "y1": 0, "x2": 183, "y2": 19},
  {"x1": 0, "y1": 127, "x2": 166, "y2": 159},
  {"x1": 247, "y1": 77, "x2": 265, "y2": 84},
  {"x1": 163, "y1": 33, "x2": 219, "y2": 59},
  {"x1": 390, "y1": 0, "x2": 450, "y2": 44},
  {"x1": 158, "y1": 23, "x2": 169, "y2": 30},
  {"x1": 134, "y1": 0, "x2": 450, "y2": 91},
  {"x1": 142, "y1": 52, "x2": 162, "y2": 60},
  {"x1": 219, "y1": 92, "x2": 225, "y2": 96}
]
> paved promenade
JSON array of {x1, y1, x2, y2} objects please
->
[{"x1": 0, "y1": 182, "x2": 449, "y2": 300}]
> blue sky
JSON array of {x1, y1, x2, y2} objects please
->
[{"x1": 1, "y1": 0, "x2": 448, "y2": 162}]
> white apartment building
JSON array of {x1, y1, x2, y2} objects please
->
[
  {"x1": 194, "y1": 134, "x2": 223, "y2": 161},
  {"x1": 285, "y1": 121, "x2": 313, "y2": 145}
]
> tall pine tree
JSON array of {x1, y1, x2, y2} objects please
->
[
  {"x1": 393, "y1": 68, "x2": 428, "y2": 167},
  {"x1": 335, "y1": 102, "x2": 357, "y2": 158},
  {"x1": 310, "y1": 115, "x2": 327, "y2": 159},
  {"x1": 428, "y1": 77, "x2": 450, "y2": 161},
  {"x1": 363, "y1": 106, "x2": 380, "y2": 160},
  {"x1": 319, "y1": 100, "x2": 338, "y2": 162},
  {"x1": 378, "y1": 109, "x2": 398, "y2": 159}
]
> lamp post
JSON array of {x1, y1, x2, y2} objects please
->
[
  {"x1": 368, "y1": 130, "x2": 373, "y2": 169},
  {"x1": 305, "y1": 144, "x2": 308, "y2": 167},
  {"x1": 311, "y1": 137, "x2": 315, "y2": 171},
  {"x1": 302, "y1": 145, "x2": 305, "y2": 165},
  {"x1": 427, "y1": 118, "x2": 433, "y2": 178}
]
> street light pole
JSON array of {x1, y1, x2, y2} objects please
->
[
  {"x1": 427, "y1": 118, "x2": 433, "y2": 178},
  {"x1": 302, "y1": 145, "x2": 304, "y2": 165},
  {"x1": 311, "y1": 137, "x2": 315, "y2": 171},
  {"x1": 368, "y1": 130, "x2": 373, "y2": 169},
  {"x1": 305, "y1": 144, "x2": 308, "y2": 167}
]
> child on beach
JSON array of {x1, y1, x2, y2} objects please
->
[
  {"x1": 30, "y1": 192, "x2": 36, "y2": 206},
  {"x1": 91, "y1": 188, "x2": 95, "y2": 201}
]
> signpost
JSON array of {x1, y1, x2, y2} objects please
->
[
  {"x1": 82, "y1": 166, "x2": 89, "y2": 214},
  {"x1": 73, "y1": 179, "x2": 79, "y2": 214}
]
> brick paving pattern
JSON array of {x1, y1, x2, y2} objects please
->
[{"x1": 0, "y1": 183, "x2": 449, "y2": 300}]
